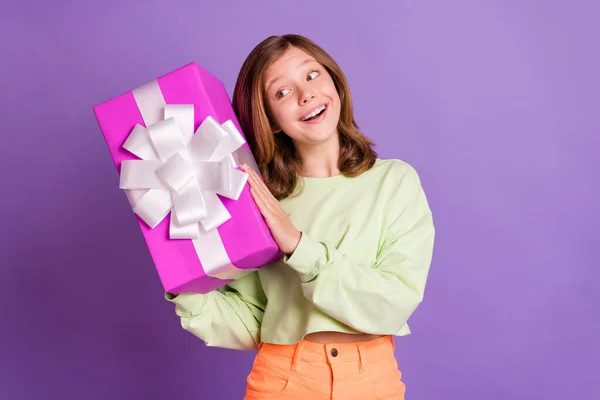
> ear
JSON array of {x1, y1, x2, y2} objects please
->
[{"x1": 270, "y1": 122, "x2": 281, "y2": 135}]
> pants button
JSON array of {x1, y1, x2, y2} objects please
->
[{"x1": 330, "y1": 348, "x2": 338, "y2": 357}]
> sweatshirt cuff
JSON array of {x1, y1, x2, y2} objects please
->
[
  {"x1": 164, "y1": 292, "x2": 208, "y2": 317},
  {"x1": 283, "y1": 232, "x2": 325, "y2": 282}
]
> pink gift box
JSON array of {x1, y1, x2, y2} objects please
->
[{"x1": 93, "y1": 62, "x2": 282, "y2": 294}]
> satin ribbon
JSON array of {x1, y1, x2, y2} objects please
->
[{"x1": 119, "y1": 80, "x2": 258, "y2": 280}]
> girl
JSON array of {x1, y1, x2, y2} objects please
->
[{"x1": 166, "y1": 34, "x2": 435, "y2": 400}]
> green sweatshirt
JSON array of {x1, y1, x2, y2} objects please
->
[{"x1": 165, "y1": 158, "x2": 435, "y2": 350}]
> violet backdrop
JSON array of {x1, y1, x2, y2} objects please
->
[{"x1": 1, "y1": 0, "x2": 598, "y2": 399}]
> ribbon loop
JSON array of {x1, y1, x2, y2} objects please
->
[
  {"x1": 132, "y1": 189, "x2": 172, "y2": 229},
  {"x1": 148, "y1": 118, "x2": 187, "y2": 162},
  {"x1": 119, "y1": 160, "x2": 166, "y2": 190},
  {"x1": 157, "y1": 153, "x2": 196, "y2": 192},
  {"x1": 122, "y1": 125, "x2": 159, "y2": 161},
  {"x1": 188, "y1": 117, "x2": 226, "y2": 161},
  {"x1": 171, "y1": 179, "x2": 207, "y2": 226},
  {"x1": 199, "y1": 192, "x2": 232, "y2": 232}
]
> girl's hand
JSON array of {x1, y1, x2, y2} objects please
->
[{"x1": 241, "y1": 164, "x2": 301, "y2": 255}]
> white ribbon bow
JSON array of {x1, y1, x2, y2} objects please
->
[{"x1": 118, "y1": 104, "x2": 249, "y2": 239}]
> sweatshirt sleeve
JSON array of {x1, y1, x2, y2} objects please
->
[
  {"x1": 283, "y1": 165, "x2": 435, "y2": 335},
  {"x1": 164, "y1": 271, "x2": 267, "y2": 351}
]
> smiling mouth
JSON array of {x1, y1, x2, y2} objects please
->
[{"x1": 300, "y1": 104, "x2": 328, "y2": 121}]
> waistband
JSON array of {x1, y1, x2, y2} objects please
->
[{"x1": 258, "y1": 335, "x2": 395, "y2": 365}]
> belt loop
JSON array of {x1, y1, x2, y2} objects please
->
[
  {"x1": 291, "y1": 341, "x2": 304, "y2": 371},
  {"x1": 357, "y1": 343, "x2": 365, "y2": 373}
]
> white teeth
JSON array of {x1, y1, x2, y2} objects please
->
[{"x1": 302, "y1": 105, "x2": 326, "y2": 121}]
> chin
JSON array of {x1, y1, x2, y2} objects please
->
[{"x1": 304, "y1": 130, "x2": 339, "y2": 146}]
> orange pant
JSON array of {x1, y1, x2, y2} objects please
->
[{"x1": 244, "y1": 335, "x2": 406, "y2": 399}]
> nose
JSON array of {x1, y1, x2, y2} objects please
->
[
  {"x1": 302, "y1": 94, "x2": 315, "y2": 103},
  {"x1": 299, "y1": 88, "x2": 315, "y2": 104}
]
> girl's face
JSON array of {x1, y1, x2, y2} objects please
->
[{"x1": 263, "y1": 46, "x2": 341, "y2": 149}]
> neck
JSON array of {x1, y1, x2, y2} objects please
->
[{"x1": 295, "y1": 133, "x2": 341, "y2": 178}]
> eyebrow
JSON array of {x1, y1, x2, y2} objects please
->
[{"x1": 266, "y1": 58, "x2": 317, "y2": 92}]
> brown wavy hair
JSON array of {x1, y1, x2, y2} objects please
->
[{"x1": 232, "y1": 34, "x2": 377, "y2": 200}]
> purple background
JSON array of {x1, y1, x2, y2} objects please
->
[{"x1": 1, "y1": 0, "x2": 598, "y2": 399}]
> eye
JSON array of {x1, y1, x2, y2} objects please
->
[
  {"x1": 275, "y1": 88, "x2": 291, "y2": 99},
  {"x1": 307, "y1": 69, "x2": 320, "y2": 81}
]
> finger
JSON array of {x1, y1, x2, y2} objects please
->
[
  {"x1": 243, "y1": 165, "x2": 261, "y2": 191},
  {"x1": 244, "y1": 165, "x2": 274, "y2": 205},
  {"x1": 242, "y1": 166, "x2": 270, "y2": 216},
  {"x1": 243, "y1": 164, "x2": 258, "y2": 183},
  {"x1": 242, "y1": 166, "x2": 284, "y2": 223},
  {"x1": 244, "y1": 165, "x2": 279, "y2": 207},
  {"x1": 242, "y1": 165, "x2": 260, "y2": 191},
  {"x1": 242, "y1": 164, "x2": 258, "y2": 186},
  {"x1": 244, "y1": 169, "x2": 272, "y2": 210},
  {"x1": 253, "y1": 181, "x2": 276, "y2": 214},
  {"x1": 249, "y1": 186, "x2": 269, "y2": 216},
  {"x1": 252, "y1": 187, "x2": 279, "y2": 228}
]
